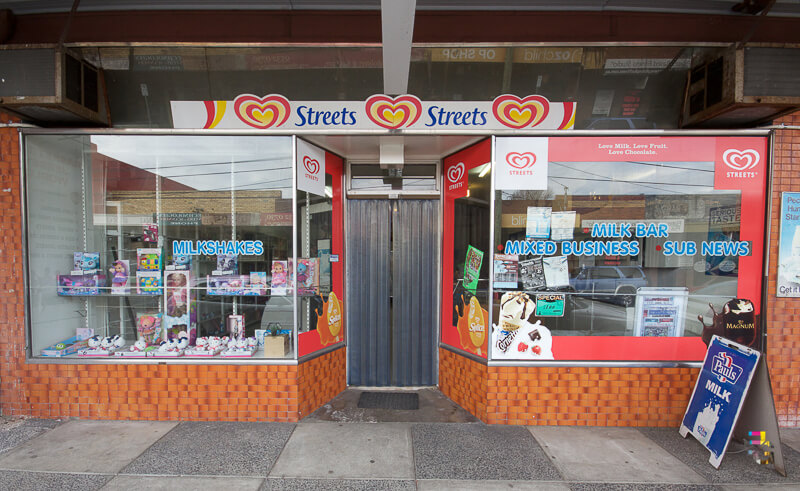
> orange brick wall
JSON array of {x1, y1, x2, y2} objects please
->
[
  {"x1": 439, "y1": 349, "x2": 699, "y2": 427},
  {"x1": 486, "y1": 366, "x2": 698, "y2": 426},
  {"x1": 298, "y1": 347, "x2": 346, "y2": 419},
  {"x1": 439, "y1": 348, "x2": 488, "y2": 421},
  {"x1": 767, "y1": 114, "x2": 800, "y2": 428}
]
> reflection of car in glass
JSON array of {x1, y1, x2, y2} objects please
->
[{"x1": 570, "y1": 265, "x2": 648, "y2": 306}]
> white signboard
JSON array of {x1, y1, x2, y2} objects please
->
[
  {"x1": 170, "y1": 94, "x2": 576, "y2": 131},
  {"x1": 494, "y1": 137, "x2": 549, "y2": 191},
  {"x1": 296, "y1": 139, "x2": 325, "y2": 196}
]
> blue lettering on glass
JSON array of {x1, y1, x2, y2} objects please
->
[
  {"x1": 172, "y1": 240, "x2": 264, "y2": 256},
  {"x1": 663, "y1": 241, "x2": 697, "y2": 256},
  {"x1": 701, "y1": 241, "x2": 750, "y2": 257}
]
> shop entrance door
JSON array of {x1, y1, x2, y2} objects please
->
[{"x1": 347, "y1": 199, "x2": 439, "y2": 386}]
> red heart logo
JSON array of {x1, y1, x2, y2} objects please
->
[
  {"x1": 234, "y1": 94, "x2": 290, "y2": 129},
  {"x1": 365, "y1": 95, "x2": 422, "y2": 129},
  {"x1": 492, "y1": 95, "x2": 550, "y2": 129},
  {"x1": 303, "y1": 156, "x2": 320, "y2": 175},
  {"x1": 506, "y1": 152, "x2": 536, "y2": 169}
]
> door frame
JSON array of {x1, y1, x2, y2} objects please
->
[{"x1": 344, "y1": 160, "x2": 443, "y2": 387}]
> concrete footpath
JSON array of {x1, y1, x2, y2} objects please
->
[{"x1": 0, "y1": 416, "x2": 799, "y2": 490}]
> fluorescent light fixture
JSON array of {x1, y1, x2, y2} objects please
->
[
  {"x1": 325, "y1": 186, "x2": 333, "y2": 198},
  {"x1": 478, "y1": 162, "x2": 491, "y2": 178}
]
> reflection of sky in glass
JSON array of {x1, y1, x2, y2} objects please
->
[
  {"x1": 546, "y1": 160, "x2": 720, "y2": 196},
  {"x1": 90, "y1": 135, "x2": 292, "y2": 191},
  {"x1": 500, "y1": 160, "x2": 745, "y2": 199}
]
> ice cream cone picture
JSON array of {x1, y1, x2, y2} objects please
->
[
  {"x1": 456, "y1": 296, "x2": 488, "y2": 356},
  {"x1": 317, "y1": 292, "x2": 343, "y2": 345}
]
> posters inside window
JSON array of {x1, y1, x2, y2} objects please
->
[{"x1": 491, "y1": 135, "x2": 767, "y2": 361}]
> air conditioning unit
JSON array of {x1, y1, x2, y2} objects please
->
[
  {"x1": 681, "y1": 45, "x2": 800, "y2": 128},
  {"x1": 0, "y1": 46, "x2": 109, "y2": 126}
]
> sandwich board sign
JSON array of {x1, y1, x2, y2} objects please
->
[{"x1": 679, "y1": 335, "x2": 785, "y2": 476}]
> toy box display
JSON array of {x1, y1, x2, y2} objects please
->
[
  {"x1": 137, "y1": 271, "x2": 162, "y2": 294},
  {"x1": 220, "y1": 337, "x2": 258, "y2": 357},
  {"x1": 149, "y1": 333, "x2": 190, "y2": 357},
  {"x1": 207, "y1": 274, "x2": 250, "y2": 295},
  {"x1": 271, "y1": 260, "x2": 289, "y2": 295},
  {"x1": 245, "y1": 272, "x2": 268, "y2": 295},
  {"x1": 40, "y1": 328, "x2": 94, "y2": 357},
  {"x1": 137, "y1": 248, "x2": 162, "y2": 271},
  {"x1": 168, "y1": 254, "x2": 191, "y2": 271},
  {"x1": 216, "y1": 254, "x2": 238, "y2": 273},
  {"x1": 164, "y1": 270, "x2": 192, "y2": 333},
  {"x1": 73, "y1": 252, "x2": 100, "y2": 272},
  {"x1": 296, "y1": 258, "x2": 319, "y2": 295},
  {"x1": 57, "y1": 274, "x2": 106, "y2": 296},
  {"x1": 78, "y1": 335, "x2": 126, "y2": 357},
  {"x1": 137, "y1": 313, "x2": 163, "y2": 345},
  {"x1": 108, "y1": 259, "x2": 130, "y2": 294},
  {"x1": 142, "y1": 223, "x2": 159, "y2": 243},
  {"x1": 184, "y1": 336, "x2": 227, "y2": 357},
  {"x1": 115, "y1": 339, "x2": 156, "y2": 357}
]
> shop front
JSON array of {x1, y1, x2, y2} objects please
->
[
  {"x1": 7, "y1": 111, "x2": 772, "y2": 424},
  {"x1": 0, "y1": 38, "x2": 795, "y2": 427}
]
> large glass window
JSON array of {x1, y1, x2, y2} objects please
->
[
  {"x1": 490, "y1": 136, "x2": 767, "y2": 362},
  {"x1": 25, "y1": 134, "x2": 296, "y2": 360}
]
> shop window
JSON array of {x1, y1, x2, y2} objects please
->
[
  {"x1": 24, "y1": 134, "x2": 299, "y2": 360},
  {"x1": 490, "y1": 136, "x2": 767, "y2": 362}
]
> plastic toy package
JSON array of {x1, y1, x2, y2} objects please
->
[
  {"x1": 137, "y1": 248, "x2": 162, "y2": 271},
  {"x1": 57, "y1": 274, "x2": 106, "y2": 296},
  {"x1": 137, "y1": 271, "x2": 162, "y2": 294},
  {"x1": 207, "y1": 274, "x2": 249, "y2": 295}
]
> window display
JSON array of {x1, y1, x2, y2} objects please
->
[
  {"x1": 24, "y1": 134, "x2": 300, "y2": 360},
  {"x1": 490, "y1": 135, "x2": 768, "y2": 361}
]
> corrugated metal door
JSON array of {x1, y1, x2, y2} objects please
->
[{"x1": 347, "y1": 199, "x2": 439, "y2": 386}]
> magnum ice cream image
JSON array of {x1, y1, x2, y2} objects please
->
[
  {"x1": 455, "y1": 295, "x2": 489, "y2": 356},
  {"x1": 697, "y1": 297, "x2": 759, "y2": 350},
  {"x1": 491, "y1": 292, "x2": 554, "y2": 360},
  {"x1": 499, "y1": 291, "x2": 535, "y2": 331}
]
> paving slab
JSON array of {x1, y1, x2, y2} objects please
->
[
  {"x1": 640, "y1": 427, "x2": 800, "y2": 484},
  {"x1": 721, "y1": 485, "x2": 800, "y2": 491},
  {"x1": 412, "y1": 423, "x2": 562, "y2": 481},
  {"x1": 304, "y1": 388, "x2": 479, "y2": 423},
  {"x1": 417, "y1": 480, "x2": 570, "y2": 490},
  {"x1": 121, "y1": 421, "x2": 295, "y2": 477},
  {"x1": 0, "y1": 418, "x2": 62, "y2": 455},
  {"x1": 0, "y1": 470, "x2": 112, "y2": 491},
  {"x1": 270, "y1": 423, "x2": 413, "y2": 479},
  {"x1": 102, "y1": 475, "x2": 265, "y2": 490},
  {"x1": 780, "y1": 428, "x2": 800, "y2": 453},
  {"x1": 530, "y1": 426, "x2": 706, "y2": 484},
  {"x1": 0, "y1": 420, "x2": 176, "y2": 473},
  {"x1": 568, "y1": 484, "x2": 718, "y2": 491},
  {"x1": 260, "y1": 478, "x2": 416, "y2": 490}
]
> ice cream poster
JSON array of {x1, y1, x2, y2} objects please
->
[
  {"x1": 463, "y1": 245, "x2": 483, "y2": 294},
  {"x1": 777, "y1": 192, "x2": 800, "y2": 297},
  {"x1": 680, "y1": 336, "x2": 760, "y2": 468}
]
